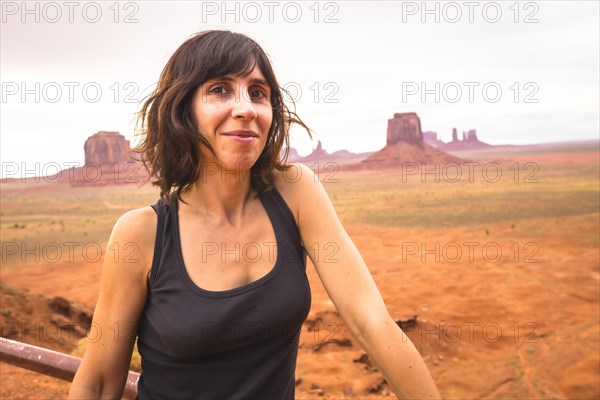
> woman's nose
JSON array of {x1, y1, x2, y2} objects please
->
[{"x1": 232, "y1": 88, "x2": 257, "y2": 120}]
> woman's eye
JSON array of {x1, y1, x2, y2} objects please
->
[
  {"x1": 249, "y1": 87, "x2": 268, "y2": 100},
  {"x1": 209, "y1": 85, "x2": 228, "y2": 95}
]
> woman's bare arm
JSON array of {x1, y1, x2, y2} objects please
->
[
  {"x1": 68, "y1": 207, "x2": 156, "y2": 399},
  {"x1": 278, "y1": 163, "x2": 441, "y2": 399}
]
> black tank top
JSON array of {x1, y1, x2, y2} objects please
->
[{"x1": 136, "y1": 188, "x2": 311, "y2": 399}]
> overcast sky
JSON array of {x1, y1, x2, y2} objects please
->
[{"x1": 1, "y1": 1, "x2": 598, "y2": 176}]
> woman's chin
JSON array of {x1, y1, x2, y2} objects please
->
[
  {"x1": 199, "y1": 150, "x2": 262, "y2": 174},
  {"x1": 219, "y1": 158, "x2": 258, "y2": 173}
]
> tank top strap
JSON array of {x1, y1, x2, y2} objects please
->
[
  {"x1": 260, "y1": 188, "x2": 301, "y2": 244},
  {"x1": 148, "y1": 190, "x2": 302, "y2": 289},
  {"x1": 148, "y1": 197, "x2": 167, "y2": 288}
]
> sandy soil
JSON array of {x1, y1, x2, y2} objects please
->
[{"x1": 1, "y1": 142, "x2": 598, "y2": 399}]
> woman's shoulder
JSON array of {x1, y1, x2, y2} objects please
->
[
  {"x1": 274, "y1": 163, "x2": 315, "y2": 192},
  {"x1": 273, "y1": 162, "x2": 321, "y2": 226},
  {"x1": 108, "y1": 205, "x2": 158, "y2": 272},
  {"x1": 114, "y1": 205, "x2": 157, "y2": 237}
]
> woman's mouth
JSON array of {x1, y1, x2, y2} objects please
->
[{"x1": 222, "y1": 130, "x2": 258, "y2": 143}]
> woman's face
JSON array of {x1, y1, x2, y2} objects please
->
[{"x1": 191, "y1": 65, "x2": 273, "y2": 174}]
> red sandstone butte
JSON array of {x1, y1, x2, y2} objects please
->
[{"x1": 359, "y1": 112, "x2": 462, "y2": 168}]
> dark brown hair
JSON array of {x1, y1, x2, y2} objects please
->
[{"x1": 134, "y1": 30, "x2": 310, "y2": 204}]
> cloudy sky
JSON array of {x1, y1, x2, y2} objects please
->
[{"x1": 1, "y1": 1, "x2": 598, "y2": 176}]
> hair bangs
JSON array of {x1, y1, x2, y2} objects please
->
[{"x1": 199, "y1": 34, "x2": 260, "y2": 84}]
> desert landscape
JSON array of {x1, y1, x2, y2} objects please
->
[{"x1": 1, "y1": 118, "x2": 599, "y2": 399}]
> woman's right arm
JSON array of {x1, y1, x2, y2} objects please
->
[{"x1": 68, "y1": 207, "x2": 157, "y2": 399}]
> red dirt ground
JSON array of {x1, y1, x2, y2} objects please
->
[{"x1": 1, "y1": 144, "x2": 598, "y2": 399}]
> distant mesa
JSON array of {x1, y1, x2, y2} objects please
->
[
  {"x1": 301, "y1": 141, "x2": 332, "y2": 162},
  {"x1": 283, "y1": 140, "x2": 371, "y2": 164},
  {"x1": 329, "y1": 149, "x2": 359, "y2": 159},
  {"x1": 285, "y1": 147, "x2": 303, "y2": 162},
  {"x1": 424, "y1": 128, "x2": 492, "y2": 150},
  {"x1": 360, "y1": 112, "x2": 462, "y2": 167},
  {"x1": 423, "y1": 131, "x2": 444, "y2": 147},
  {"x1": 71, "y1": 131, "x2": 147, "y2": 186},
  {"x1": 386, "y1": 112, "x2": 424, "y2": 146},
  {"x1": 84, "y1": 131, "x2": 134, "y2": 166}
]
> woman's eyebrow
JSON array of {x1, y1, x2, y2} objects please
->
[
  {"x1": 248, "y1": 78, "x2": 269, "y2": 87},
  {"x1": 209, "y1": 77, "x2": 270, "y2": 87}
]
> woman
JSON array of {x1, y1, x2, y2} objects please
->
[{"x1": 68, "y1": 30, "x2": 441, "y2": 399}]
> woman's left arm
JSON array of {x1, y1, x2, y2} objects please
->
[{"x1": 286, "y1": 163, "x2": 441, "y2": 400}]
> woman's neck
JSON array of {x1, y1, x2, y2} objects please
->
[{"x1": 179, "y1": 162, "x2": 255, "y2": 226}]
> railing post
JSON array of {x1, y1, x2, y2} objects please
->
[{"x1": 0, "y1": 337, "x2": 139, "y2": 400}]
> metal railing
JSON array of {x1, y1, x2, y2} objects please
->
[{"x1": 0, "y1": 337, "x2": 139, "y2": 400}]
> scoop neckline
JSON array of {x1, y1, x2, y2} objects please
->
[{"x1": 171, "y1": 192, "x2": 283, "y2": 298}]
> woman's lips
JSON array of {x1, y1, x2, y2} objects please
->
[{"x1": 222, "y1": 130, "x2": 258, "y2": 143}]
